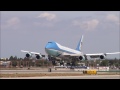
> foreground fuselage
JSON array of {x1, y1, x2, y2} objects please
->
[{"x1": 45, "y1": 41, "x2": 81, "y2": 57}]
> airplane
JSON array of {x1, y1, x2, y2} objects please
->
[{"x1": 21, "y1": 35, "x2": 120, "y2": 61}]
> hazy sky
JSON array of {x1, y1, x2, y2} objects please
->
[{"x1": 1, "y1": 11, "x2": 120, "y2": 59}]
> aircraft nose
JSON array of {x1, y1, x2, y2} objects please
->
[
  {"x1": 45, "y1": 45, "x2": 50, "y2": 49},
  {"x1": 45, "y1": 44, "x2": 51, "y2": 52}
]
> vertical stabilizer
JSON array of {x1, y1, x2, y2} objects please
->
[{"x1": 76, "y1": 35, "x2": 84, "y2": 51}]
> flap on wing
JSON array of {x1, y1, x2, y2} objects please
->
[
  {"x1": 86, "y1": 53, "x2": 103, "y2": 56},
  {"x1": 90, "y1": 55, "x2": 100, "y2": 58},
  {"x1": 30, "y1": 52, "x2": 40, "y2": 55},
  {"x1": 85, "y1": 53, "x2": 104, "y2": 58}
]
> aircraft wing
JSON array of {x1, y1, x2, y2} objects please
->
[
  {"x1": 85, "y1": 52, "x2": 120, "y2": 58},
  {"x1": 21, "y1": 50, "x2": 41, "y2": 55},
  {"x1": 62, "y1": 52, "x2": 120, "y2": 56},
  {"x1": 86, "y1": 52, "x2": 120, "y2": 56},
  {"x1": 104, "y1": 52, "x2": 120, "y2": 55},
  {"x1": 62, "y1": 52, "x2": 120, "y2": 58}
]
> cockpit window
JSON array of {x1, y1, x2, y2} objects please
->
[{"x1": 48, "y1": 42, "x2": 52, "y2": 43}]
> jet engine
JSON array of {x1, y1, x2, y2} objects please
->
[
  {"x1": 100, "y1": 55, "x2": 106, "y2": 59},
  {"x1": 26, "y1": 53, "x2": 32, "y2": 58},
  {"x1": 36, "y1": 55, "x2": 41, "y2": 59},
  {"x1": 78, "y1": 56, "x2": 85, "y2": 60}
]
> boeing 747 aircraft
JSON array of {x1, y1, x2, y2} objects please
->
[{"x1": 21, "y1": 35, "x2": 120, "y2": 61}]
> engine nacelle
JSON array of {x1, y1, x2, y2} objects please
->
[
  {"x1": 26, "y1": 53, "x2": 31, "y2": 58},
  {"x1": 36, "y1": 55, "x2": 42, "y2": 59},
  {"x1": 100, "y1": 55, "x2": 105, "y2": 59},
  {"x1": 79, "y1": 56, "x2": 85, "y2": 60}
]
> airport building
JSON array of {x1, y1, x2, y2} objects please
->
[{"x1": 0, "y1": 61, "x2": 11, "y2": 67}]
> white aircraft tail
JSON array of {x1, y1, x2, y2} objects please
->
[{"x1": 76, "y1": 35, "x2": 84, "y2": 51}]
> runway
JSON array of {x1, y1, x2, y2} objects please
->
[
  {"x1": 0, "y1": 70, "x2": 48, "y2": 74},
  {"x1": 0, "y1": 70, "x2": 119, "y2": 75},
  {"x1": 1, "y1": 75, "x2": 120, "y2": 79},
  {"x1": 0, "y1": 69, "x2": 80, "y2": 74}
]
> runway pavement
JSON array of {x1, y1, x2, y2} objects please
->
[
  {"x1": 0, "y1": 69, "x2": 119, "y2": 75},
  {"x1": 0, "y1": 70, "x2": 48, "y2": 74},
  {"x1": 1, "y1": 75, "x2": 120, "y2": 79},
  {"x1": 0, "y1": 69, "x2": 78, "y2": 74}
]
